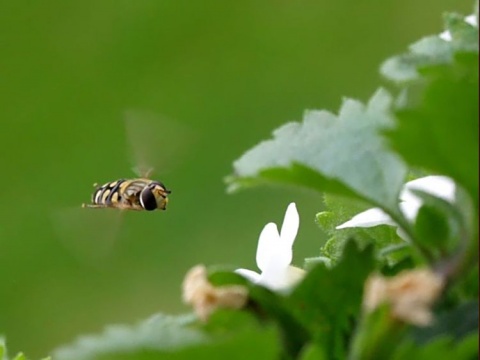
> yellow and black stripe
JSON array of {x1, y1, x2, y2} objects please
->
[
  {"x1": 85, "y1": 178, "x2": 170, "y2": 211},
  {"x1": 92, "y1": 179, "x2": 126, "y2": 206}
]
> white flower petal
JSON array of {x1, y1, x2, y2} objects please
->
[
  {"x1": 256, "y1": 222, "x2": 280, "y2": 272},
  {"x1": 401, "y1": 176, "x2": 456, "y2": 203},
  {"x1": 280, "y1": 203, "x2": 300, "y2": 247},
  {"x1": 439, "y1": 30, "x2": 452, "y2": 41},
  {"x1": 399, "y1": 200, "x2": 422, "y2": 222},
  {"x1": 261, "y1": 237, "x2": 293, "y2": 277},
  {"x1": 259, "y1": 265, "x2": 306, "y2": 291},
  {"x1": 465, "y1": 14, "x2": 478, "y2": 27},
  {"x1": 257, "y1": 266, "x2": 287, "y2": 290},
  {"x1": 336, "y1": 176, "x2": 457, "y2": 241},
  {"x1": 283, "y1": 265, "x2": 306, "y2": 287},
  {"x1": 236, "y1": 202, "x2": 302, "y2": 292},
  {"x1": 336, "y1": 208, "x2": 396, "y2": 229},
  {"x1": 235, "y1": 268, "x2": 261, "y2": 283}
]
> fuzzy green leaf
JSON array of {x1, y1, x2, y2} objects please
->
[
  {"x1": 228, "y1": 89, "x2": 407, "y2": 215},
  {"x1": 0, "y1": 339, "x2": 49, "y2": 360},
  {"x1": 315, "y1": 194, "x2": 408, "y2": 267},
  {"x1": 0, "y1": 339, "x2": 5, "y2": 360},
  {"x1": 412, "y1": 301, "x2": 479, "y2": 344},
  {"x1": 349, "y1": 304, "x2": 408, "y2": 360},
  {"x1": 414, "y1": 204, "x2": 450, "y2": 250},
  {"x1": 381, "y1": 12, "x2": 479, "y2": 83},
  {"x1": 381, "y1": 36, "x2": 453, "y2": 82},
  {"x1": 389, "y1": 52, "x2": 478, "y2": 205},
  {"x1": 208, "y1": 269, "x2": 248, "y2": 287},
  {"x1": 53, "y1": 314, "x2": 207, "y2": 360},
  {"x1": 247, "y1": 285, "x2": 310, "y2": 358},
  {"x1": 288, "y1": 241, "x2": 375, "y2": 359},
  {"x1": 392, "y1": 333, "x2": 479, "y2": 360},
  {"x1": 54, "y1": 305, "x2": 282, "y2": 360},
  {"x1": 299, "y1": 344, "x2": 328, "y2": 360},
  {"x1": 207, "y1": 268, "x2": 310, "y2": 358}
]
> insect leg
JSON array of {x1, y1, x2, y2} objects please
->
[{"x1": 82, "y1": 203, "x2": 110, "y2": 209}]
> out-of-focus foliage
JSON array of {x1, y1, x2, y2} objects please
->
[
  {"x1": 0, "y1": 0, "x2": 476, "y2": 359},
  {"x1": 0, "y1": 338, "x2": 50, "y2": 360},
  {"x1": 228, "y1": 89, "x2": 407, "y2": 215},
  {"x1": 384, "y1": 12, "x2": 479, "y2": 203},
  {"x1": 53, "y1": 312, "x2": 280, "y2": 360}
]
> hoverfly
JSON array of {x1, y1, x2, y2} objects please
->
[
  {"x1": 53, "y1": 110, "x2": 191, "y2": 264},
  {"x1": 80, "y1": 109, "x2": 185, "y2": 212},
  {"x1": 82, "y1": 177, "x2": 171, "y2": 211}
]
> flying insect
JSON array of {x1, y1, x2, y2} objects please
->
[
  {"x1": 53, "y1": 110, "x2": 191, "y2": 263},
  {"x1": 82, "y1": 177, "x2": 171, "y2": 211},
  {"x1": 80, "y1": 109, "x2": 186, "y2": 213}
]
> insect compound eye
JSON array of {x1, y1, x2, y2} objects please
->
[{"x1": 139, "y1": 187, "x2": 157, "y2": 211}]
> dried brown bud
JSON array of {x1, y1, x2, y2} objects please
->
[
  {"x1": 363, "y1": 269, "x2": 444, "y2": 326},
  {"x1": 182, "y1": 265, "x2": 248, "y2": 321}
]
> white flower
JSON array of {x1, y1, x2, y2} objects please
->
[
  {"x1": 336, "y1": 176, "x2": 456, "y2": 239},
  {"x1": 439, "y1": 14, "x2": 478, "y2": 41},
  {"x1": 235, "y1": 202, "x2": 305, "y2": 291}
]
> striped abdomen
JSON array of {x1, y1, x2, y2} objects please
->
[{"x1": 92, "y1": 179, "x2": 129, "y2": 207}]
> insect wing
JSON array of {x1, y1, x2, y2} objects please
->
[
  {"x1": 124, "y1": 109, "x2": 195, "y2": 178},
  {"x1": 52, "y1": 206, "x2": 124, "y2": 266}
]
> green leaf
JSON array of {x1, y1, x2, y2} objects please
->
[
  {"x1": 392, "y1": 332, "x2": 479, "y2": 360},
  {"x1": 383, "y1": 11, "x2": 478, "y2": 206},
  {"x1": 350, "y1": 302, "x2": 479, "y2": 360},
  {"x1": 303, "y1": 256, "x2": 332, "y2": 270},
  {"x1": 409, "y1": 187, "x2": 478, "y2": 283},
  {"x1": 389, "y1": 52, "x2": 479, "y2": 205},
  {"x1": 228, "y1": 89, "x2": 407, "y2": 215},
  {"x1": 288, "y1": 241, "x2": 375, "y2": 359},
  {"x1": 54, "y1": 306, "x2": 282, "y2": 360},
  {"x1": 53, "y1": 313, "x2": 208, "y2": 360},
  {"x1": 0, "y1": 339, "x2": 48, "y2": 360},
  {"x1": 381, "y1": 12, "x2": 479, "y2": 83},
  {"x1": 93, "y1": 313, "x2": 280, "y2": 360},
  {"x1": 207, "y1": 268, "x2": 310, "y2": 358},
  {"x1": 207, "y1": 269, "x2": 249, "y2": 287},
  {"x1": 379, "y1": 249, "x2": 415, "y2": 276},
  {"x1": 226, "y1": 163, "x2": 359, "y2": 199},
  {"x1": 412, "y1": 301, "x2": 479, "y2": 344},
  {"x1": 246, "y1": 285, "x2": 310, "y2": 358},
  {"x1": 315, "y1": 194, "x2": 408, "y2": 268},
  {"x1": 299, "y1": 344, "x2": 328, "y2": 360},
  {"x1": 11, "y1": 354, "x2": 26, "y2": 360},
  {"x1": 414, "y1": 204, "x2": 450, "y2": 251},
  {"x1": 381, "y1": 36, "x2": 453, "y2": 82},
  {"x1": 349, "y1": 304, "x2": 408, "y2": 360},
  {"x1": 443, "y1": 13, "x2": 479, "y2": 53},
  {"x1": 449, "y1": 263, "x2": 479, "y2": 302},
  {"x1": 411, "y1": 187, "x2": 469, "y2": 255},
  {"x1": 0, "y1": 338, "x2": 6, "y2": 360},
  {"x1": 185, "y1": 311, "x2": 280, "y2": 360}
]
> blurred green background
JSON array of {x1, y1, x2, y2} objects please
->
[{"x1": 0, "y1": 0, "x2": 471, "y2": 357}]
